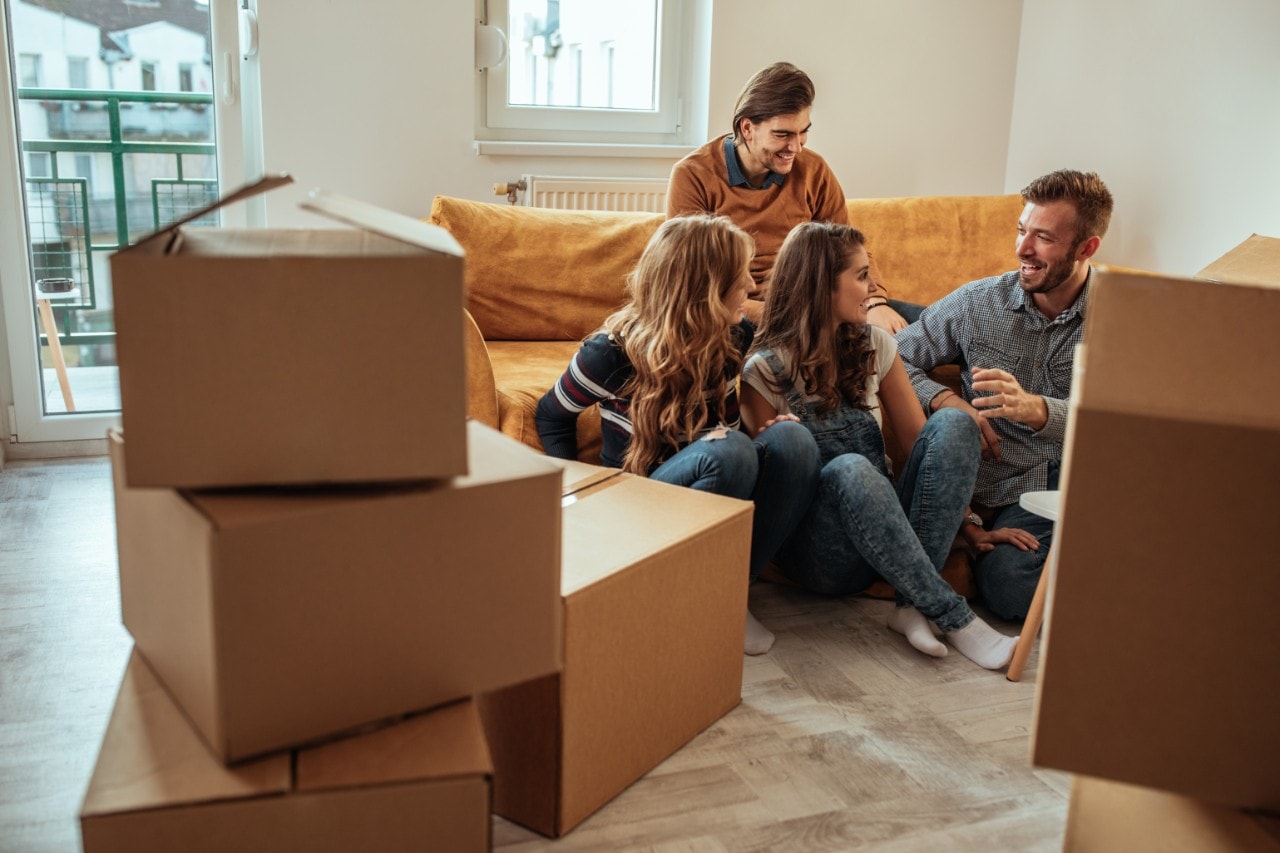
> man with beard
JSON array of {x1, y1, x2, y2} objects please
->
[{"x1": 894, "y1": 169, "x2": 1114, "y2": 620}]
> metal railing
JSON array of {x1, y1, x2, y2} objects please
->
[{"x1": 16, "y1": 87, "x2": 218, "y2": 349}]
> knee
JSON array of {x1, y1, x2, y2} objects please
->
[
  {"x1": 757, "y1": 420, "x2": 819, "y2": 468},
  {"x1": 709, "y1": 430, "x2": 759, "y2": 496},
  {"x1": 821, "y1": 453, "x2": 888, "y2": 500},
  {"x1": 924, "y1": 407, "x2": 980, "y2": 450}
]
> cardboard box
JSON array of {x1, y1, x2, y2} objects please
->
[
  {"x1": 1063, "y1": 776, "x2": 1280, "y2": 852},
  {"x1": 110, "y1": 420, "x2": 562, "y2": 763},
  {"x1": 1031, "y1": 260, "x2": 1280, "y2": 810},
  {"x1": 478, "y1": 461, "x2": 753, "y2": 837},
  {"x1": 112, "y1": 174, "x2": 469, "y2": 488},
  {"x1": 81, "y1": 651, "x2": 493, "y2": 853}
]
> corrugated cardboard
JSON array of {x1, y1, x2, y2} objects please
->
[
  {"x1": 81, "y1": 651, "x2": 492, "y2": 853},
  {"x1": 1063, "y1": 776, "x2": 1280, "y2": 852},
  {"x1": 112, "y1": 174, "x2": 469, "y2": 488},
  {"x1": 110, "y1": 420, "x2": 562, "y2": 763},
  {"x1": 478, "y1": 461, "x2": 752, "y2": 837},
  {"x1": 1031, "y1": 260, "x2": 1280, "y2": 811}
]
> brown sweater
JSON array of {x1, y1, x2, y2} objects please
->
[{"x1": 666, "y1": 134, "x2": 849, "y2": 300}]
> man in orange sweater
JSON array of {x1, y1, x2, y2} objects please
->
[{"x1": 667, "y1": 62, "x2": 916, "y2": 331}]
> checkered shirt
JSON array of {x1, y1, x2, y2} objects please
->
[{"x1": 893, "y1": 269, "x2": 1091, "y2": 508}]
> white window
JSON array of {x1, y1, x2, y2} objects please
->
[
  {"x1": 141, "y1": 61, "x2": 157, "y2": 91},
  {"x1": 68, "y1": 57, "x2": 89, "y2": 89},
  {"x1": 477, "y1": 0, "x2": 704, "y2": 146},
  {"x1": 19, "y1": 53, "x2": 41, "y2": 87}
]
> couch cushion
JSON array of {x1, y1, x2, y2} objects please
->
[
  {"x1": 429, "y1": 196, "x2": 663, "y2": 342},
  {"x1": 847, "y1": 194, "x2": 1024, "y2": 306},
  {"x1": 487, "y1": 340, "x2": 604, "y2": 464}
]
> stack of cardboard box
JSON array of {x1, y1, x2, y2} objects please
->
[
  {"x1": 82, "y1": 177, "x2": 757, "y2": 846},
  {"x1": 1031, "y1": 236, "x2": 1280, "y2": 849},
  {"x1": 81, "y1": 178, "x2": 564, "y2": 851}
]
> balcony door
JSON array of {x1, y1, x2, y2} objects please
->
[{"x1": 0, "y1": 0, "x2": 256, "y2": 444}]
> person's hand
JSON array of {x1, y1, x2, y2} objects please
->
[
  {"x1": 933, "y1": 391, "x2": 1002, "y2": 462},
  {"x1": 866, "y1": 303, "x2": 909, "y2": 334},
  {"x1": 961, "y1": 524, "x2": 1040, "y2": 554},
  {"x1": 757, "y1": 413, "x2": 801, "y2": 433},
  {"x1": 970, "y1": 367, "x2": 1048, "y2": 430}
]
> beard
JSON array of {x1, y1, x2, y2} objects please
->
[{"x1": 1019, "y1": 241, "x2": 1082, "y2": 295}]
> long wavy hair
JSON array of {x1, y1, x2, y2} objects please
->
[
  {"x1": 753, "y1": 221, "x2": 876, "y2": 414},
  {"x1": 603, "y1": 215, "x2": 754, "y2": 474}
]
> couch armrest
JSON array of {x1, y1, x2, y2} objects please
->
[{"x1": 464, "y1": 308, "x2": 499, "y2": 429}]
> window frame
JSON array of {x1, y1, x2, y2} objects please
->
[{"x1": 476, "y1": 0, "x2": 703, "y2": 147}]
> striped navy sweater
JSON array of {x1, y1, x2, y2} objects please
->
[{"x1": 535, "y1": 319, "x2": 753, "y2": 471}]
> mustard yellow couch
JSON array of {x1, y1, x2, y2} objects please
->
[{"x1": 431, "y1": 192, "x2": 1026, "y2": 465}]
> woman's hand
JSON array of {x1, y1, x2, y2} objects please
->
[
  {"x1": 866, "y1": 303, "x2": 909, "y2": 334},
  {"x1": 757, "y1": 413, "x2": 801, "y2": 432},
  {"x1": 961, "y1": 524, "x2": 1041, "y2": 554}
]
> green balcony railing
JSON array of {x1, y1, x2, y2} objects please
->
[{"x1": 17, "y1": 87, "x2": 219, "y2": 350}]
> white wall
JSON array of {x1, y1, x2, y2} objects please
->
[
  {"x1": 1006, "y1": 0, "x2": 1280, "y2": 274},
  {"x1": 708, "y1": 0, "x2": 1023, "y2": 199},
  {"x1": 249, "y1": 0, "x2": 1024, "y2": 226}
]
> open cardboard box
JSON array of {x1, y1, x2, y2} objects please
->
[
  {"x1": 1031, "y1": 247, "x2": 1280, "y2": 811},
  {"x1": 81, "y1": 651, "x2": 492, "y2": 852},
  {"x1": 110, "y1": 420, "x2": 562, "y2": 763},
  {"x1": 112, "y1": 174, "x2": 469, "y2": 488},
  {"x1": 1063, "y1": 776, "x2": 1280, "y2": 852},
  {"x1": 477, "y1": 461, "x2": 753, "y2": 837}
]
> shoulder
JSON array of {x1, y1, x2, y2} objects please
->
[
  {"x1": 578, "y1": 331, "x2": 629, "y2": 371},
  {"x1": 868, "y1": 324, "x2": 898, "y2": 360},
  {"x1": 671, "y1": 137, "x2": 725, "y2": 176}
]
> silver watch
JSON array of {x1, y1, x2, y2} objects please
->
[{"x1": 965, "y1": 512, "x2": 984, "y2": 528}]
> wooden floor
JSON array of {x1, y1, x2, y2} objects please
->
[{"x1": 0, "y1": 455, "x2": 1068, "y2": 852}]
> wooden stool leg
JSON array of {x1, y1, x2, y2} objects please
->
[
  {"x1": 1006, "y1": 548, "x2": 1050, "y2": 682},
  {"x1": 37, "y1": 298, "x2": 76, "y2": 413}
]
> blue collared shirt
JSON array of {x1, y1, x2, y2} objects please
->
[
  {"x1": 723, "y1": 135, "x2": 786, "y2": 189},
  {"x1": 894, "y1": 268, "x2": 1092, "y2": 507}
]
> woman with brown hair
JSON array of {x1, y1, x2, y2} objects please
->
[
  {"x1": 741, "y1": 221, "x2": 1019, "y2": 670},
  {"x1": 536, "y1": 214, "x2": 820, "y2": 655}
]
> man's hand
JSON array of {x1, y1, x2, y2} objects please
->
[
  {"x1": 970, "y1": 367, "x2": 1048, "y2": 431},
  {"x1": 866, "y1": 303, "x2": 909, "y2": 334},
  {"x1": 961, "y1": 524, "x2": 1041, "y2": 554},
  {"x1": 933, "y1": 390, "x2": 1002, "y2": 462}
]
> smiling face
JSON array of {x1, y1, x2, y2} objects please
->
[
  {"x1": 737, "y1": 108, "x2": 810, "y2": 185},
  {"x1": 830, "y1": 246, "x2": 874, "y2": 326},
  {"x1": 1015, "y1": 200, "x2": 1090, "y2": 296}
]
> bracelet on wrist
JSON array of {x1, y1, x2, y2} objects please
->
[{"x1": 866, "y1": 300, "x2": 890, "y2": 310}]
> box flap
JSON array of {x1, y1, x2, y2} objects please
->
[
  {"x1": 80, "y1": 651, "x2": 289, "y2": 819},
  {"x1": 125, "y1": 173, "x2": 295, "y2": 252},
  {"x1": 1081, "y1": 267, "x2": 1280, "y2": 430},
  {"x1": 301, "y1": 189, "x2": 463, "y2": 257},
  {"x1": 561, "y1": 474, "x2": 752, "y2": 595},
  {"x1": 295, "y1": 700, "x2": 491, "y2": 793},
  {"x1": 544, "y1": 457, "x2": 624, "y2": 499},
  {"x1": 1197, "y1": 234, "x2": 1280, "y2": 288}
]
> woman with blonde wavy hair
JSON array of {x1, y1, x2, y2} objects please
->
[
  {"x1": 537, "y1": 214, "x2": 819, "y2": 655},
  {"x1": 741, "y1": 221, "x2": 1019, "y2": 670}
]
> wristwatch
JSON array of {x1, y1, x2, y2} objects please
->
[{"x1": 965, "y1": 512, "x2": 984, "y2": 528}]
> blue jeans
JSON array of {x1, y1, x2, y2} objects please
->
[
  {"x1": 975, "y1": 462, "x2": 1060, "y2": 620},
  {"x1": 886, "y1": 298, "x2": 925, "y2": 326},
  {"x1": 776, "y1": 408, "x2": 981, "y2": 632},
  {"x1": 651, "y1": 420, "x2": 818, "y2": 581}
]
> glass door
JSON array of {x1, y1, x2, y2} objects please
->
[{"x1": 1, "y1": 0, "x2": 251, "y2": 443}]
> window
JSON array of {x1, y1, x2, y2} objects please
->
[
  {"x1": 68, "y1": 57, "x2": 90, "y2": 90},
  {"x1": 179, "y1": 63, "x2": 193, "y2": 92},
  {"x1": 19, "y1": 53, "x2": 41, "y2": 87},
  {"x1": 141, "y1": 61, "x2": 157, "y2": 91},
  {"x1": 477, "y1": 0, "x2": 704, "y2": 146}
]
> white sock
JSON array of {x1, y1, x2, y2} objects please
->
[
  {"x1": 744, "y1": 609, "x2": 775, "y2": 656},
  {"x1": 888, "y1": 606, "x2": 948, "y2": 658},
  {"x1": 946, "y1": 618, "x2": 1018, "y2": 670}
]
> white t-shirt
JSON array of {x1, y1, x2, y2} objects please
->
[{"x1": 743, "y1": 325, "x2": 898, "y2": 431}]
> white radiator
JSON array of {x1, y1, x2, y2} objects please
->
[{"x1": 513, "y1": 175, "x2": 669, "y2": 212}]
